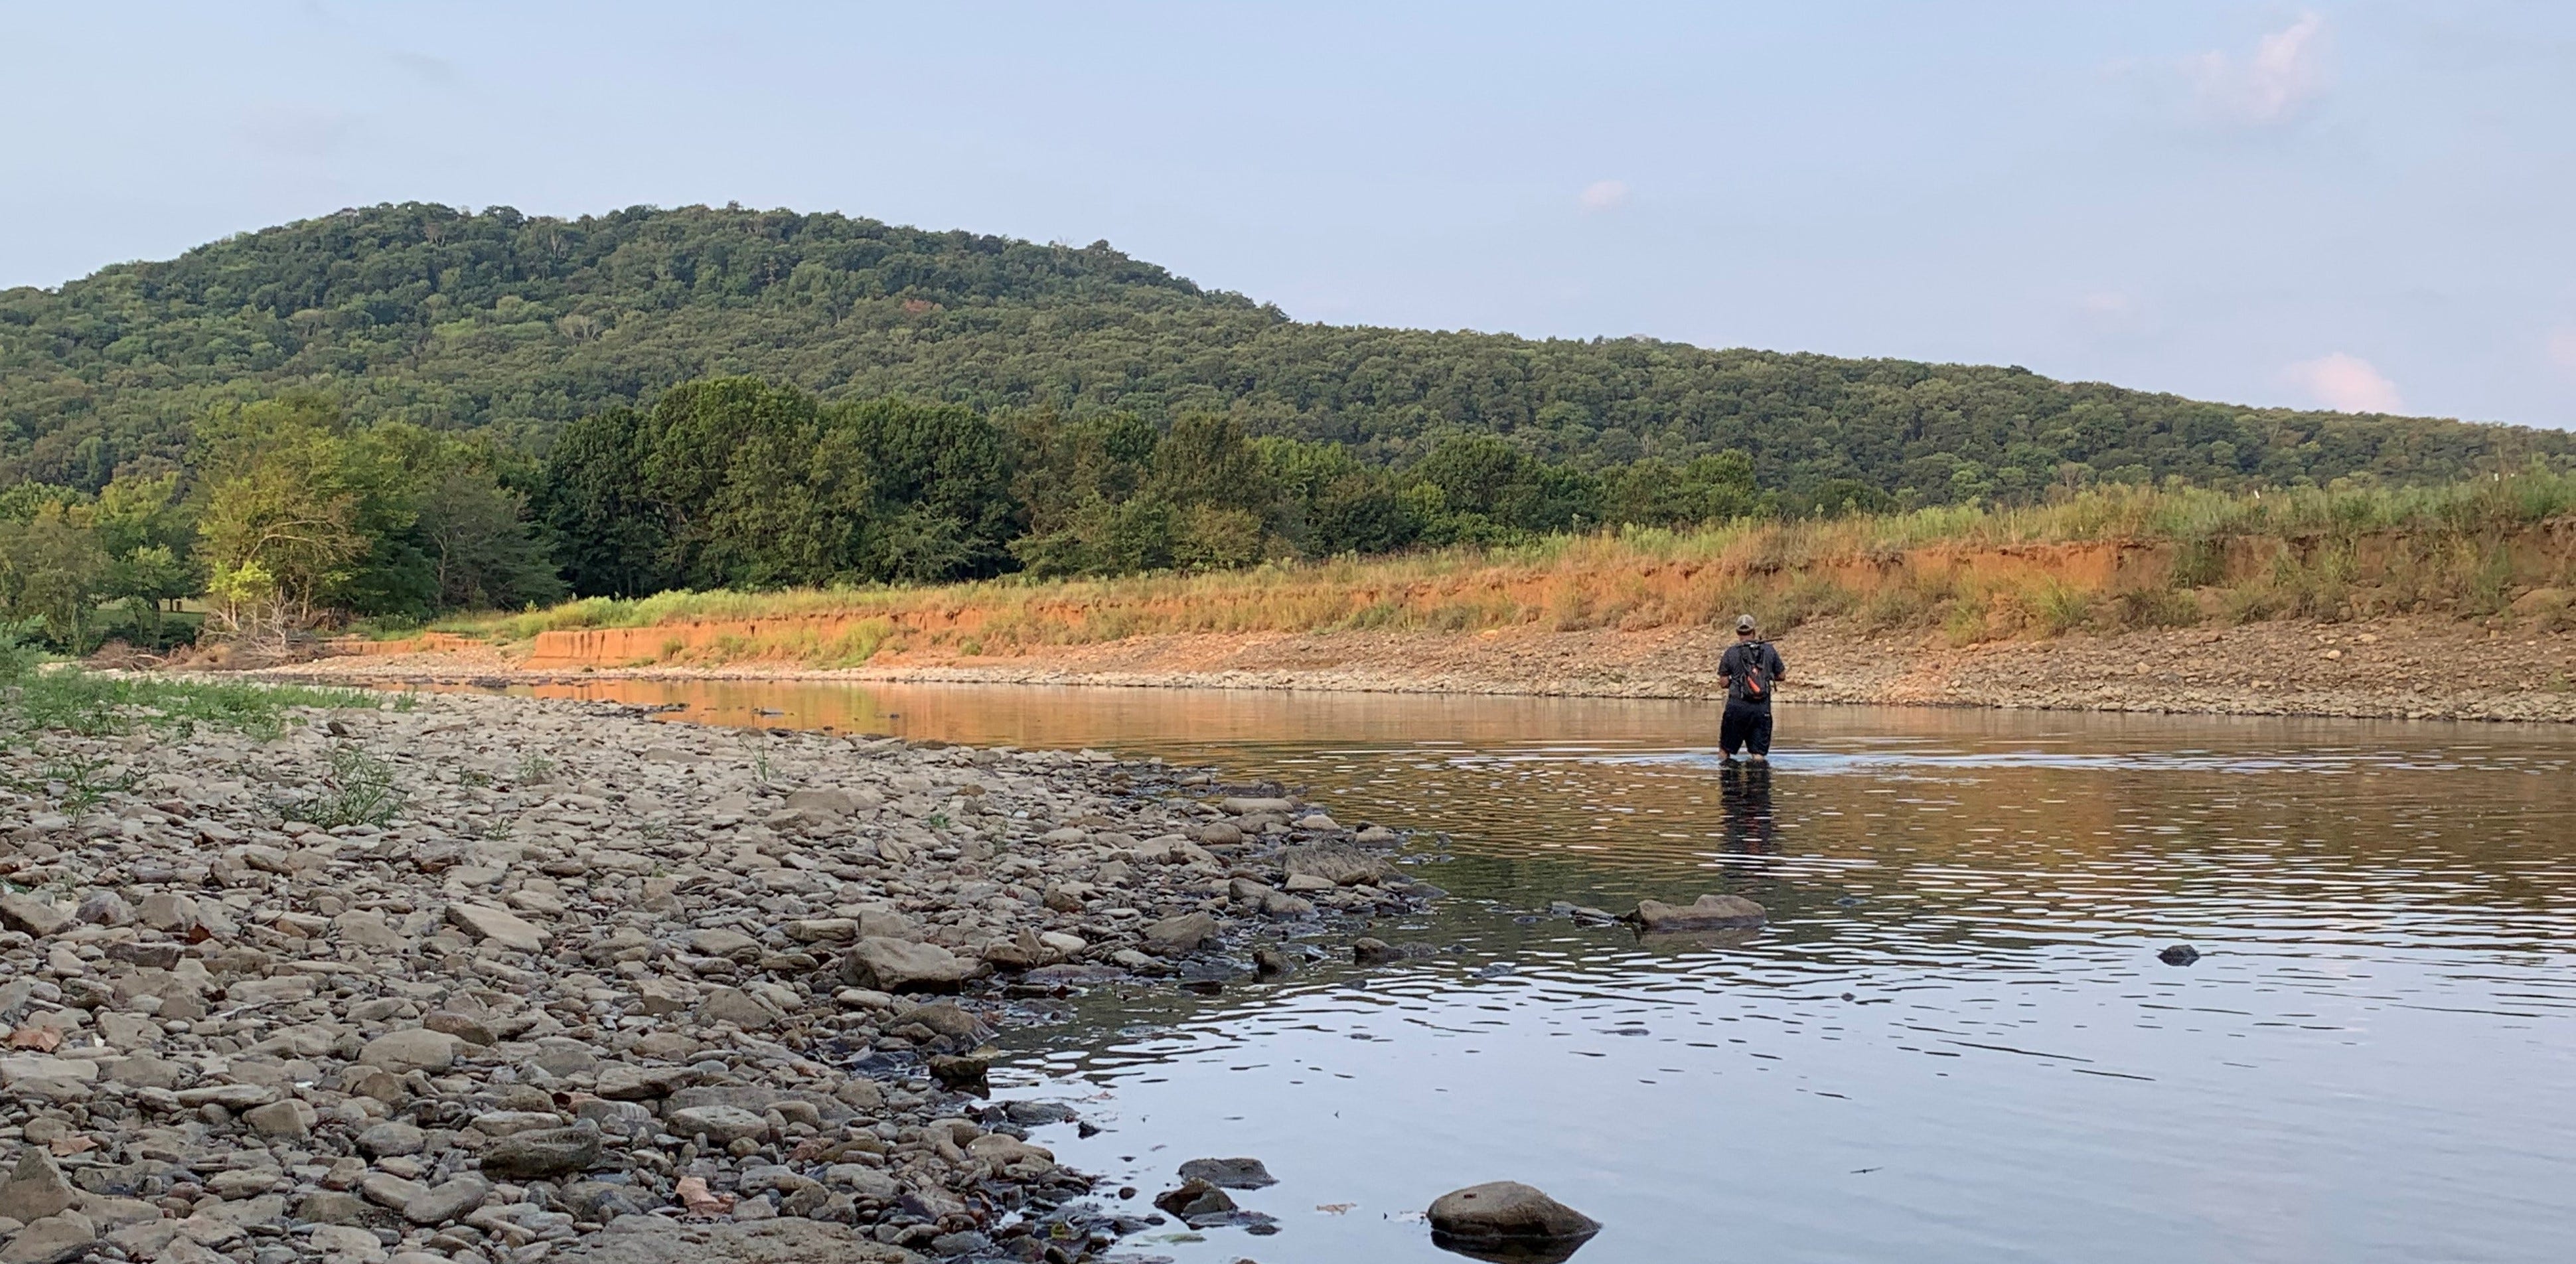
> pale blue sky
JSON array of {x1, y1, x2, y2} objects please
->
[{"x1": 6, "y1": 2, "x2": 2573, "y2": 427}]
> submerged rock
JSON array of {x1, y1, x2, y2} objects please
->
[
  {"x1": 2159, "y1": 943, "x2": 2202, "y2": 965},
  {"x1": 1633, "y1": 894, "x2": 1766, "y2": 931},
  {"x1": 1177, "y1": 1157, "x2": 1277, "y2": 1189}
]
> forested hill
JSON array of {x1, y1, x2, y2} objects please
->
[{"x1": 4, "y1": 201, "x2": 2567, "y2": 497}]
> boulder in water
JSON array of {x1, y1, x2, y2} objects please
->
[
  {"x1": 1427, "y1": 1182, "x2": 1601, "y2": 1260},
  {"x1": 2158, "y1": 943, "x2": 2201, "y2": 965},
  {"x1": 1177, "y1": 1156, "x2": 1276, "y2": 1189},
  {"x1": 1633, "y1": 894, "x2": 1766, "y2": 931}
]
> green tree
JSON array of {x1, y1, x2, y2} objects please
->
[
  {"x1": 831, "y1": 396, "x2": 1015, "y2": 582},
  {"x1": 1600, "y1": 449, "x2": 1764, "y2": 527},
  {"x1": 193, "y1": 400, "x2": 369, "y2": 637},
  {"x1": 0, "y1": 507, "x2": 110, "y2": 651},
  {"x1": 538, "y1": 406, "x2": 675, "y2": 597},
  {"x1": 1408, "y1": 434, "x2": 1601, "y2": 544}
]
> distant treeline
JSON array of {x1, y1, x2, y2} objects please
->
[
  {"x1": 538, "y1": 376, "x2": 1772, "y2": 597},
  {"x1": 0, "y1": 374, "x2": 1783, "y2": 647},
  {"x1": 7, "y1": 202, "x2": 2568, "y2": 501}
]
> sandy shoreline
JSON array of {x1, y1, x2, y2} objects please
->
[{"x1": 257, "y1": 615, "x2": 2576, "y2": 724}]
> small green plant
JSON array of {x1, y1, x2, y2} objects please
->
[
  {"x1": 391, "y1": 692, "x2": 419, "y2": 713},
  {"x1": 513, "y1": 751, "x2": 558, "y2": 784},
  {"x1": 925, "y1": 811, "x2": 951, "y2": 830},
  {"x1": 305, "y1": 744, "x2": 406, "y2": 828},
  {"x1": 43, "y1": 751, "x2": 136, "y2": 818}
]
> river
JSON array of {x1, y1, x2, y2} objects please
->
[{"x1": 416, "y1": 679, "x2": 2576, "y2": 1263}]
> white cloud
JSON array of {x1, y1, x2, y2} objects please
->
[
  {"x1": 2287, "y1": 353, "x2": 2403, "y2": 414},
  {"x1": 1578, "y1": 180, "x2": 1629, "y2": 213},
  {"x1": 2188, "y1": 11, "x2": 2327, "y2": 125}
]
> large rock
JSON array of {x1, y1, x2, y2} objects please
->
[
  {"x1": 333, "y1": 909, "x2": 410, "y2": 951},
  {"x1": 1141, "y1": 911, "x2": 1219, "y2": 955},
  {"x1": 479, "y1": 1122, "x2": 603, "y2": 1179},
  {"x1": 1633, "y1": 894, "x2": 1766, "y2": 931},
  {"x1": 836, "y1": 937, "x2": 978, "y2": 993},
  {"x1": 1284, "y1": 842, "x2": 1389, "y2": 887},
  {"x1": 402, "y1": 1175, "x2": 491, "y2": 1225},
  {"x1": 0, "y1": 1056, "x2": 96, "y2": 1091},
  {"x1": 1177, "y1": 1157, "x2": 1276, "y2": 1189},
  {"x1": 356, "y1": 1121, "x2": 427, "y2": 1158},
  {"x1": 592, "y1": 1063, "x2": 698, "y2": 1101},
  {"x1": 0, "y1": 893, "x2": 71, "y2": 938},
  {"x1": 358, "y1": 1028, "x2": 463, "y2": 1074},
  {"x1": 782, "y1": 788, "x2": 863, "y2": 817},
  {"x1": 445, "y1": 903, "x2": 549, "y2": 952},
  {"x1": 0, "y1": 1148, "x2": 78, "y2": 1222},
  {"x1": 1218, "y1": 796, "x2": 1294, "y2": 815},
  {"x1": 242, "y1": 1098, "x2": 317, "y2": 1139},
  {"x1": 1427, "y1": 1182, "x2": 1601, "y2": 1258},
  {"x1": 0, "y1": 1212, "x2": 95, "y2": 1264},
  {"x1": 667, "y1": 1105, "x2": 771, "y2": 1145},
  {"x1": 1151, "y1": 1178, "x2": 1235, "y2": 1223}
]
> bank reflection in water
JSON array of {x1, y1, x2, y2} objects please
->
[{"x1": 412, "y1": 677, "x2": 2576, "y2": 1263}]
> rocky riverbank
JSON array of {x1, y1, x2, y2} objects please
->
[
  {"x1": 269, "y1": 613, "x2": 2576, "y2": 724},
  {"x1": 0, "y1": 690, "x2": 1430, "y2": 1264}
]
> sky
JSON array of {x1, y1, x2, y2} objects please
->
[{"x1": 5, "y1": 1, "x2": 2573, "y2": 428}]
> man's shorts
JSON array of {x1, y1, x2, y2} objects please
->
[{"x1": 1720, "y1": 704, "x2": 1773, "y2": 757}]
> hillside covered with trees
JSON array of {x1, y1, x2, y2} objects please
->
[
  {"x1": 2, "y1": 202, "x2": 2571, "y2": 648},
  {"x1": 8, "y1": 202, "x2": 2568, "y2": 498}
]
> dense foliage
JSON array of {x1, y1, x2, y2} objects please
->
[
  {"x1": 534, "y1": 378, "x2": 1769, "y2": 594},
  {"x1": 8, "y1": 202, "x2": 2567, "y2": 499},
  {"x1": 1, "y1": 396, "x2": 560, "y2": 649},
  {"x1": 4, "y1": 201, "x2": 2570, "y2": 647}
]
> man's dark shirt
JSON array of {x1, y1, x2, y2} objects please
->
[{"x1": 1718, "y1": 640, "x2": 1787, "y2": 708}]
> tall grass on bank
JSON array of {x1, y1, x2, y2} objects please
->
[{"x1": 430, "y1": 471, "x2": 2576, "y2": 663}]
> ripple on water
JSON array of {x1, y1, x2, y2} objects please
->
[{"x1": 425, "y1": 680, "x2": 2576, "y2": 1263}]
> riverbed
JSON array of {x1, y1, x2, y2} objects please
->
[{"x1": 421, "y1": 679, "x2": 2576, "y2": 1263}]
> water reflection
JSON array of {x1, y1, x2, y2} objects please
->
[{"x1": 410, "y1": 679, "x2": 2576, "y2": 1263}]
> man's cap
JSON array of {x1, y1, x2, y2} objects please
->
[{"x1": 1735, "y1": 614, "x2": 1757, "y2": 633}]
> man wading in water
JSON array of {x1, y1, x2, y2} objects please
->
[{"x1": 1717, "y1": 614, "x2": 1787, "y2": 761}]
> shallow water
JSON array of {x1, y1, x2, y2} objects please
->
[{"x1": 456, "y1": 680, "x2": 2576, "y2": 1263}]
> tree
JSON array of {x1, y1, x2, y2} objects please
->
[
  {"x1": 1408, "y1": 434, "x2": 1600, "y2": 544},
  {"x1": 0, "y1": 507, "x2": 110, "y2": 651},
  {"x1": 91, "y1": 473, "x2": 199, "y2": 645},
  {"x1": 538, "y1": 407, "x2": 674, "y2": 597},
  {"x1": 1600, "y1": 449, "x2": 1764, "y2": 527},
  {"x1": 831, "y1": 396, "x2": 1014, "y2": 582},
  {"x1": 194, "y1": 400, "x2": 369, "y2": 637},
  {"x1": 415, "y1": 469, "x2": 567, "y2": 610}
]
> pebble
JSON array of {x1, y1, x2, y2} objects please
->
[{"x1": 0, "y1": 688, "x2": 1431, "y2": 1263}]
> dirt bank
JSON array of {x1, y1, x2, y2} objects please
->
[{"x1": 262, "y1": 615, "x2": 2576, "y2": 724}]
